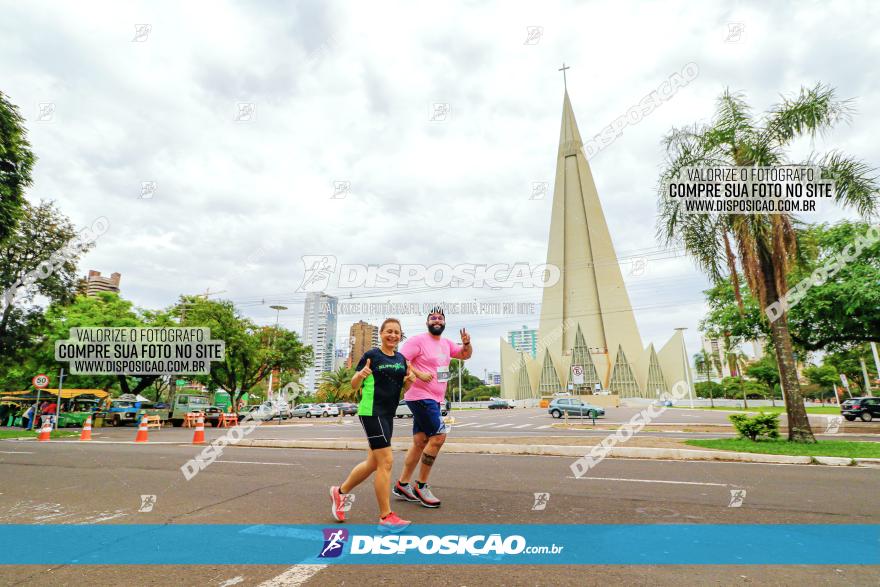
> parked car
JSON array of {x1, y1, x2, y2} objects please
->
[
  {"x1": 548, "y1": 398, "x2": 605, "y2": 419},
  {"x1": 291, "y1": 404, "x2": 314, "y2": 418},
  {"x1": 203, "y1": 406, "x2": 223, "y2": 427},
  {"x1": 335, "y1": 402, "x2": 358, "y2": 416},
  {"x1": 488, "y1": 400, "x2": 513, "y2": 409},
  {"x1": 260, "y1": 400, "x2": 290, "y2": 420},
  {"x1": 242, "y1": 404, "x2": 273, "y2": 421},
  {"x1": 841, "y1": 397, "x2": 880, "y2": 422},
  {"x1": 316, "y1": 403, "x2": 340, "y2": 417},
  {"x1": 396, "y1": 400, "x2": 412, "y2": 418},
  {"x1": 395, "y1": 400, "x2": 448, "y2": 418}
]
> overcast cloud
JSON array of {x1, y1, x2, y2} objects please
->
[{"x1": 2, "y1": 0, "x2": 877, "y2": 377}]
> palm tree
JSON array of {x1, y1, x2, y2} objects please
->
[
  {"x1": 658, "y1": 84, "x2": 879, "y2": 442},
  {"x1": 694, "y1": 349, "x2": 721, "y2": 408},
  {"x1": 727, "y1": 349, "x2": 751, "y2": 409},
  {"x1": 317, "y1": 366, "x2": 356, "y2": 403}
]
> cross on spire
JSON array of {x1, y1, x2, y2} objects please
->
[{"x1": 558, "y1": 62, "x2": 570, "y2": 90}]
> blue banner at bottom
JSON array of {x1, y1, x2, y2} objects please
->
[{"x1": 1, "y1": 524, "x2": 877, "y2": 565}]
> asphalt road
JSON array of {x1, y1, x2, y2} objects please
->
[
  {"x1": 34, "y1": 406, "x2": 880, "y2": 443},
  {"x1": 0, "y1": 438, "x2": 878, "y2": 586}
]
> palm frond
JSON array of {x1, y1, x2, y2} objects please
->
[
  {"x1": 818, "y1": 150, "x2": 880, "y2": 217},
  {"x1": 763, "y1": 83, "x2": 853, "y2": 147}
]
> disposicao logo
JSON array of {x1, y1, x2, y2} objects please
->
[
  {"x1": 349, "y1": 533, "x2": 528, "y2": 555},
  {"x1": 318, "y1": 528, "x2": 348, "y2": 558}
]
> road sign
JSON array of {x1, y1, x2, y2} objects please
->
[
  {"x1": 32, "y1": 374, "x2": 50, "y2": 389},
  {"x1": 571, "y1": 365, "x2": 585, "y2": 385}
]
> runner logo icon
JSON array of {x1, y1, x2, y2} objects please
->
[{"x1": 319, "y1": 528, "x2": 348, "y2": 558}]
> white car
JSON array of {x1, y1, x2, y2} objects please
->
[
  {"x1": 395, "y1": 400, "x2": 448, "y2": 418},
  {"x1": 315, "y1": 403, "x2": 339, "y2": 417},
  {"x1": 395, "y1": 400, "x2": 413, "y2": 418}
]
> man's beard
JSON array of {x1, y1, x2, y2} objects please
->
[{"x1": 428, "y1": 323, "x2": 445, "y2": 335}]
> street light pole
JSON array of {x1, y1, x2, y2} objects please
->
[{"x1": 267, "y1": 305, "x2": 288, "y2": 403}]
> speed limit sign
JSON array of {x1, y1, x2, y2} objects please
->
[{"x1": 32, "y1": 374, "x2": 50, "y2": 389}]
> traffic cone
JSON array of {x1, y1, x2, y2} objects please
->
[
  {"x1": 80, "y1": 415, "x2": 93, "y2": 441},
  {"x1": 134, "y1": 417, "x2": 149, "y2": 443},
  {"x1": 37, "y1": 419, "x2": 52, "y2": 442},
  {"x1": 191, "y1": 415, "x2": 205, "y2": 445}
]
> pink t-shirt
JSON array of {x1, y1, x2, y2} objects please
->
[{"x1": 401, "y1": 332, "x2": 463, "y2": 403}]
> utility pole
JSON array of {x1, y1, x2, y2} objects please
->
[
  {"x1": 860, "y1": 358, "x2": 872, "y2": 396},
  {"x1": 267, "y1": 305, "x2": 287, "y2": 403},
  {"x1": 871, "y1": 343, "x2": 880, "y2": 396},
  {"x1": 54, "y1": 368, "x2": 65, "y2": 431}
]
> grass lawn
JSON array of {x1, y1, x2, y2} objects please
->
[
  {"x1": 0, "y1": 429, "x2": 80, "y2": 440},
  {"x1": 678, "y1": 406, "x2": 842, "y2": 415},
  {"x1": 685, "y1": 438, "x2": 880, "y2": 458}
]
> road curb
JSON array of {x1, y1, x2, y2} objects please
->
[{"x1": 234, "y1": 438, "x2": 875, "y2": 466}]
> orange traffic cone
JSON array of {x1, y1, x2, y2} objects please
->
[
  {"x1": 134, "y1": 417, "x2": 149, "y2": 443},
  {"x1": 80, "y1": 415, "x2": 93, "y2": 441},
  {"x1": 37, "y1": 419, "x2": 52, "y2": 442},
  {"x1": 192, "y1": 415, "x2": 205, "y2": 445}
]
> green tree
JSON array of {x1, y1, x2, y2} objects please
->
[
  {"x1": 658, "y1": 84, "x2": 879, "y2": 442},
  {"x1": 0, "y1": 293, "x2": 173, "y2": 395},
  {"x1": 179, "y1": 296, "x2": 312, "y2": 409},
  {"x1": 693, "y1": 349, "x2": 721, "y2": 407},
  {"x1": 786, "y1": 221, "x2": 880, "y2": 351},
  {"x1": 803, "y1": 364, "x2": 839, "y2": 401},
  {"x1": 318, "y1": 366, "x2": 356, "y2": 403},
  {"x1": 446, "y1": 359, "x2": 483, "y2": 401},
  {"x1": 0, "y1": 91, "x2": 35, "y2": 245},
  {"x1": 0, "y1": 201, "x2": 95, "y2": 361},
  {"x1": 823, "y1": 344, "x2": 877, "y2": 395},
  {"x1": 700, "y1": 221, "x2": 880, "y2": 353},
  {"x1": 462, "y1": 385, "x2": 499, "y2": 402},
  {"x1": 746, "y1": 354, "x2": 780, "y2": 406}
]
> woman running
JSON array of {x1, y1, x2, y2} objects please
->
[{"x1": 330, "y1": 317, "x2": 415, "y2": 530}]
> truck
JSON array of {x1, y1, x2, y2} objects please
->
[
  {"x1": 105, "y1": 393, "x2": 216, "y2": 427},
  {"x1": 166, "y1": 393, "x2": 213, "y2": 427},
  {"x1": 106, "y1": 396, "x2": 165, "y2": 426}
]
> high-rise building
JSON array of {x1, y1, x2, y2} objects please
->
[
  {"x1": 81, "y1": 270, "x2": 121, "y2": 296},
  {"x1": 499, "y1": 88, "x2": 691, "y2": 400},
  {"x1": 508, "y1": 326, "x2": 538, "y2": 358},
  {"x1": 347, "y1": 320, "x2": 379, "y2": 367},
  {"x1": 699, "y1": 336, "x2": 731, "y2": 378},
  {"x1": 485, "y1": 371, "x2": 501, "y2": 386},
  {"x1": 302, "y1": 292, "x2": 338, "y2": 392}
]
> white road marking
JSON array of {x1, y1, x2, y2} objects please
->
[
  {"x1": 513, "y1": 424, "x2": 532, "y2": 429},
  {"x1": 568, "y1": 476, "x2": 729, "y2": 487},
  {"x1": 257, "y1": 564, "x2": 327, "y2": 586},
  {"x1": 453, "y1": 422, "x2": 477, "y2": 428},
  {"x1": 535, "y1": 425, "x2": 552, "y2": 429},
  {"x1": 0, "y1": 450, "x2": 34, "y2": 454},
  {"x1": 214, "y1": 460, "x2": 303, "y2": 466},
  {"x1": 493, "y1": 424, "x2": 515, "y2": 428},
  {"x1": 86, "y1": 511, "x2": 129, "y2": 523},
  {"x1": 472, "y1": 423, "x2": 497, "y2": 428}
]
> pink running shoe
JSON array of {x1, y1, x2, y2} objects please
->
[
  {"x1": 330, "y1": 486, "x2": 348, "y2": 522},
  {"x1": 378, "y1": 511, "x2": 411, "y2": 533}
]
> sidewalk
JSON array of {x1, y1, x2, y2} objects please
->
[{"x1": 233, "y1": 435, "x2": 880, "y2": 468}]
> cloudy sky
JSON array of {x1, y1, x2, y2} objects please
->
[{"x1": 3, "y1": 0, "x2": 877, "y2": 378}]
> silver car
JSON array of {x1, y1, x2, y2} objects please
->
[{"x1": 291, "y1": 404, "x2": 313, "y2": 418}]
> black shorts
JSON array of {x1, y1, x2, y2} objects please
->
[{"x1": 359, "y1": 414, "x2": 394, "y2": 450}]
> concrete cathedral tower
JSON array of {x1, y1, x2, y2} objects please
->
[{"x1": 500, "y1": 87, "x2": 690, "y2": 400}]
